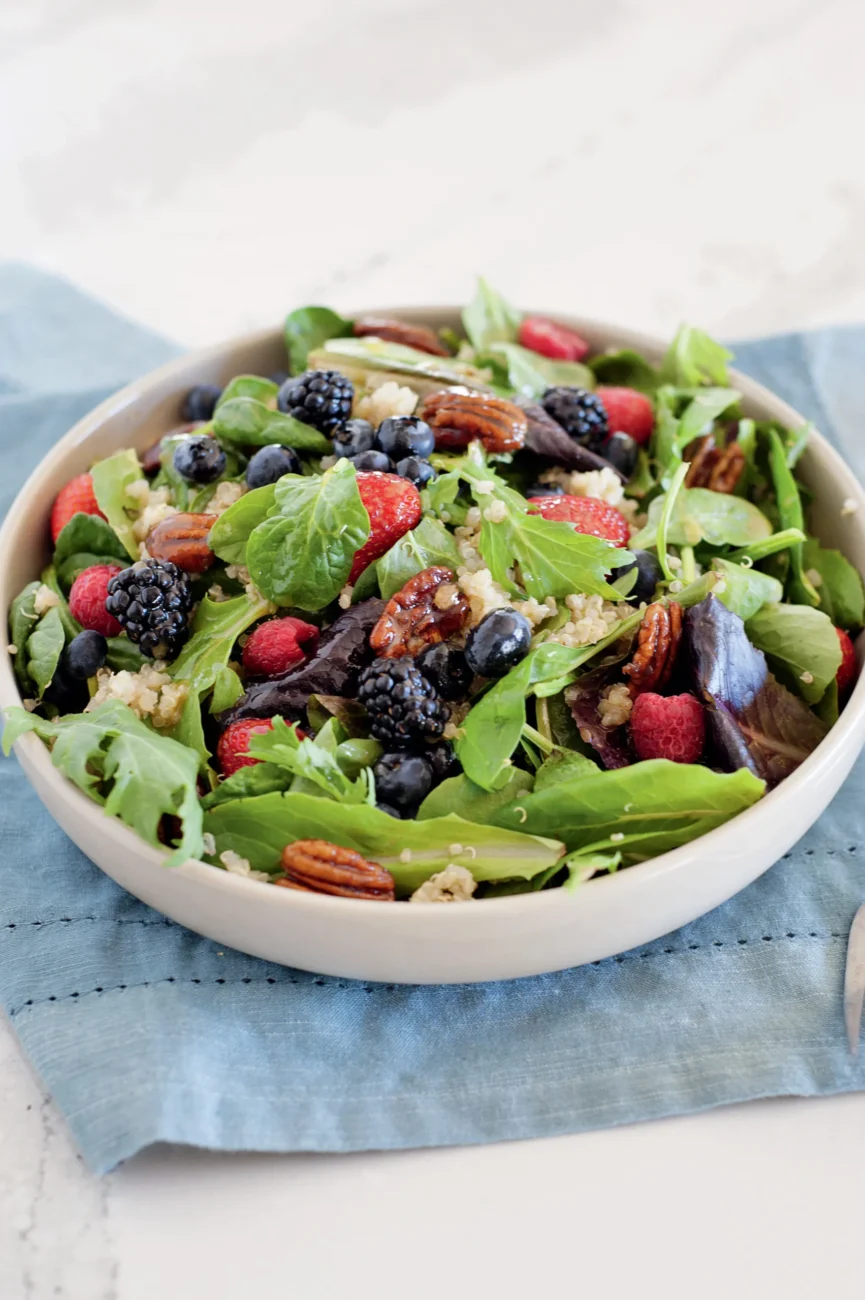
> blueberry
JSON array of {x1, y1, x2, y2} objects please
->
[
  {"x1": 614, "y1": 549, "x2": 664, "y2": 605},
  {"x1": 44, "y1": 660, "x2": 88, "y2": 712},
  {"x1": 352, "y1": 449, "x2": 392, "y2": 472},
  {"x1": 464, "y1": 609, "x2": 532, "y2": 679},
  {"x1": 173, "y1": 435, "x2": 227, "y2": 484},
  {"x1": 527, "y1": 481, "x2": 564, "y2": 497},
  {"x1": 65, "y1": 630, "x2": 107, "y2": 680},
  {"x1": 426, "y1": 740, "x2": 460, "y2": 783},
  {"x1": 181, "y1": 384, "x2": 222, "y2": 423},
  {"x1": 268, "y1": 370, "x2": 289, "y2": 387},
  {"x1": 376, "y1": 802, "x2": 404, "y2": 819},
  {"x1": 395, "y1": 456, "x2": 437, "y2": 487},
  {"x1": 603, "y1": 431, "x2": 639, "y2": 478},
  {"x1": 246, "y1": 444, "x2": 301, "y2": 489},
  {"x1": 373, "y1": 752, "x2": 433, "y2": 809},
  {"x1": 416, "y1": 643, "x2": 473, "y2": 700},
  {"x1": 376, "y1": 416, "x2": 435, "y2": 460},
  {"x1": 332, "y1": 418, "x2": 376, "y2": 460}
]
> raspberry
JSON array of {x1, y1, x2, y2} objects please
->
[
  {"x1": 527, "y1": 494, "x2": 630, "y2": 547},
  {"x1": 216, "y1": 719, "x2": 275, "y2": 778},
  {"x1": 68, "y1": 564, "x2": 124, "y2": 636},
  {"x1": 242, "y1": 617, "x2": 320, "y2": 677},
  {"x1": 836, "y1": 627, "x2": 857, "y2": 696},
  {"x1": 629, "y1": 692, "x2": 705, "y2": 764},
  {"x1": 596, "y1": 387, "x2": 654, "y2": 446},
  {"x1": 518, "y1": 316, "x2": 590, "y2": 362},
  {"x1": 349, "y1": 473, "x2": 422, "y2": 583},
  {"x1": 50, "y1": 473, "x2": 105, "y2": 543}
]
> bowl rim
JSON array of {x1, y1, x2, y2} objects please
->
[{"x1": 2, "y1": 309, "x2": 864, "y2": 925}]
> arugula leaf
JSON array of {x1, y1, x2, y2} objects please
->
[
  {"x1": 53, "y1": 513, "x2": 128, "y2": 569},
  {"x1": 765, "y1": 428, "x2": 819, "y2": 607},
  {"x1": 284, "y1": 306, "x2": 354, "y2": 374},
  {"x1": 462, "y1": 277, "x2": 522, "y2": 352},
  {"x1": 675, "y1": 388, "x2": 741, "y2": 448},
  {"x1": 213, "y1": 397, "x2": 331, "y2": 453},
  {"x1": 482, "y1": 342, "x2": 593, "y2": 399},
  {"x1": 203, "y1": 792, "x2": 563, "y2": 894},
  {"x1": 375, "y1": 516, "x2": 462, "y2": 600},
  {"x1": 2, "y1": 700, "x2": 203, "y2": 866},
  {"x1": 660, "y1": 325, "x2": 732, "y2": 387},
  {"x1": 165, "y1": 686, "x2": 211, "y2": 769},
  {"x1": 655, "y1": 462, "x2": 689, "y2": 581},
  {"x1": 90, "y1": 449, "x2": 146, "y2": 558},
  {"x1": 745, "y1": 602, "x2": 842, "y2": 704},
  {"x1": 208, "y1": 483, "x2": 277, "y2": 565},
  {"x1": 170, "y1": 593, "x2": 273, "y2": 693},
  {"x1": 25, "y1": 605, "x2": 65, "y2": 698},
  {"x1": 245, "y1": 460, "x2": 370, "y2": 610},
  {"x1": 633, "y1": 487, "x2": 773, "y2": 549},
  {"x1": 9, "y1": 581, "x2": 40, "y2": 693},
  {"x1": 801, "y1": 538, "x2": 865, "y2": 629},
  {"x1": 725, "y1": 528, "x2": 807, "y2": 566},
  {"x1": 492, "y1": 759, "x2": 764, "y2": 858},
  {"x1": 216, "y1": 375, "x2": 279, "y2": 407},
  {"x1": 652, "y1": 386, "x2": 740, "y2": 487},
  {"x1": 712, "y1": 559, "x2": 783, "y2": 621},
  {"x1": 533, "y1": 749, "x2": 599, "y2": 790},
  {"x1": 589, "y1": 349, "x2": 661, "y2": 393},
  {"x1": 417, "y1": 768, "x2": 535, "y2": 823},
  {"x1": 246, "y1": 717, "x2": 375, "y2": 806}
]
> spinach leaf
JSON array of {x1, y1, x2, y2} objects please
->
[
  {"x1": 9, "y1": 581, "x2": 40, "y2": 692},
  {"x1": 712, "y1": 559, "x2": 783, "y2": 621},
  {"x1": 246, "y1": 717, "x2": 375, "y2": 805},
  {"x1": 216, "y1": 375, "x2": 279, "y2": 407},
  {"x1": 201, "y1": 762, "x2": 295, "y2": 809},
  {"x1": 533, "y1": 749, "x2": 599, "y2": 790},
  {"x1": 245, "y1": 460, "x2": 370, "y2": 610},
  {"x1": 376, "y1": 516, "x2": 462, "y2": 599},
  {"x1": 633, "y1": 486, "x2": 773, "y2": 549},
  {"x1": 745, "y1": 602, "x2": 842, "y2": 704},
  {"x1": 213, "y1": 397, "x2": 331, "y2": 453},
  {"x1": 208, "y1": 483, "x2": 277, "y2": 565},
  {"x1": 492, "y1": 759, "x2": 764, "y2": 858},
  {"x1": 725, "y1": 528, "x2": 806, "y2": 566},
  {"x1": 39, "y1": 566, "x2": 81, "y2": 640},
  {"x1": 170, "y1": 593, "x2": 273, "y2": 692},
  {"x1": 165, "y1": 686, "x2": 211, "y2": 769},
  {"x1": 588, "y1": 349, "x2": 661, "y2": 393},
  {"x1": 660, "y1": 325, "x2": 732, "y2": 387},
  {"x1": 210, "y1": 665, "x2": 244, "y2": 714},
  {"x1": 417, "y1": 768, "x2": 535, "y2": 823},
  {"x1": 90, "y1": 448, "x2": 146, "y2": 558},
  {"x1": 675, "y1": 388, "x2": 741, "y2": 449},
  {"x1": 462, "y1": 277, "x2": 521, "y2": 352},
  {"x1": 53, "y1": 513, "x2": 128, "y2": 567},
  {"x1": 203, "y1": 792, "x2": 563, "y2": 894},
  {"x1": 801, "y1": 538, "x2": 865, "y2": 629},
  {"x1": 482, "y1": 342, "x2": 593, "y2": 400},
  {"x1": 26, "y1": 605, "x2": 65, "y2": 698},
  {"x1": 766, "y1": 428, "x2": 819, "y2": 607},
  {"x1": 3, "y1": 700, "x2": 203, "y2": 866},
  {"x1": 284, "y1": 306, "x2": 354, "y2": 375},
  {"x1": 105, "y1": 636, "x2": 147, "y2": 673}
]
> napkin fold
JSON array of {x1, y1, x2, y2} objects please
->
[{"x1": 1, "y1": 264, "x2": 864, "y2": 1174}]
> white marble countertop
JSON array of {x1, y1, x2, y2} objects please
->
[{"x1": 3, "y1": 0, "x2": 865, "y2": 1294}]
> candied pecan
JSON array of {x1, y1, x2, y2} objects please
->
[
  {"x1": 370, "y1": 566, "x2": 470, "y2": 659},
  {"x1": 707, "y1": 441, "x2": 745, "y2": 492},
  {"x1": 277, "y1": 839, "x2": 395, "y2": 901},
  {"x1": 146, "y1": 512, "x2": 218, "y2": 573},
  {"x1": 623, "y1": 601, "x2": 683, "y2": 696},
  {"x1": 353, "y1": 315, "x2": 450, "y2": 357},
  {"x1": 684, "y1": 434, "x2": 745, "y2": 493},
  {"x1": 420, "y1": 390, "x2": 527, "y2": 454}
]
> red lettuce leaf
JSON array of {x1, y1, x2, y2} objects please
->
[
  {"x1": 566, "y1": 661, "x2": 634, "y2": 770},
  {"x1": 519, "y1": 402, "x2": 626, "y2": 479}
]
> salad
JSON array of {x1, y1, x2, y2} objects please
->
[{"x1": 3, "y1": 279, "x2": 862, "y2": 904}]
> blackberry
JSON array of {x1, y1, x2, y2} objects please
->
[
  {"x1": 246, "y1": 444, "x2": 300, "y2": 489},
  {"x1": 542, "y1": 386, "x2": 609, "y2": 449},
  {"x1": 105, "y1": 561, "x2": 194, "y2": 660},
  {"x1": 277, "y1": 370, "x2": 353, "y2": 434},
  {"x1": 416, "y1": 643, "x2": 472, "y2": 700},
  {"x1": 181, "y1": 384, "x2": 222, "y2": 422},
  {"x1": 173, "y1": 435, "x2": 226, "y2": 484},
  {"x1": 357, "y1": 658, "x2": 449, "y2": 748}
]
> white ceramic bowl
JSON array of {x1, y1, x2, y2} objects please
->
[{"x1": 2, "y1": 311, "x2": 864, "y2": 984}]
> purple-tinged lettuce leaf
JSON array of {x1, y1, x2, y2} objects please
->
[
  {"x1": 685, "y1": 594, "x2": 827, "y2": 787},
  {"x1": 565, "y1": 661, "x2": 633, "y2": 770},
  {"x1": 519, "y1": 402, "x2": 626, "y2": 479}
]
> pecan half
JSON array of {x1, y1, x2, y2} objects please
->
[
  {"x1": 277, "y1": 839, "x2": 395, "y2": 901},
  {"x1": 420, "y1": 390, "x2": 527, "y2": 454},
  {"x1": 623, "y1": 601, "x2": 683, "y2": 696},
  {"x1": 370, "y1": 566, "x2": 471, "y2": 658},
  {"x1": 146, "y1": 512, "x2": 218, "y2": 572},
  {"x1": 353, "y1": 315, "x2": 450, "y2": 357},
  {"x1": 684, "y1": 434, "x2": 745, "y2": 493}
]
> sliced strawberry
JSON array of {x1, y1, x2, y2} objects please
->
[
  {"x1": 527, "y1": 494, "x2": 630, "y2": 547},
  {"x1": 518, "y1": 316, "x2": 590, "y2": 362},
  {"x1": 50, "y1": 473, "x2": 106, "y2": 543},
  {"x1": 836, "y1": 627, "x2": 857, "y2": 696},
  {"x1": 349, "y1": 473, "x2": 422, "y2": 584},
  {"x1": 596, "y1": 387, "x2": 654, "y2": 446},
  {"x1": 242, "y1": 617, "x2": 320, "y2": 677}
]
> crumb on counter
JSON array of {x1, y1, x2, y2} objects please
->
[
  {"x1": 410, "y1": 864, "x2": 477, "y2": 903},
  {"x1": 841, "y1": 497, "x2": 859, "y2": 517}
]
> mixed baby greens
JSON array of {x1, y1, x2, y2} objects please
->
[{"x1": 3, "y1": 278, "x2": 862, "y2": 903}]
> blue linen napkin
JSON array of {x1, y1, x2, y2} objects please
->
[{"x1": 2, "y1": 264, "x2": 865, "y2": 1174}]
